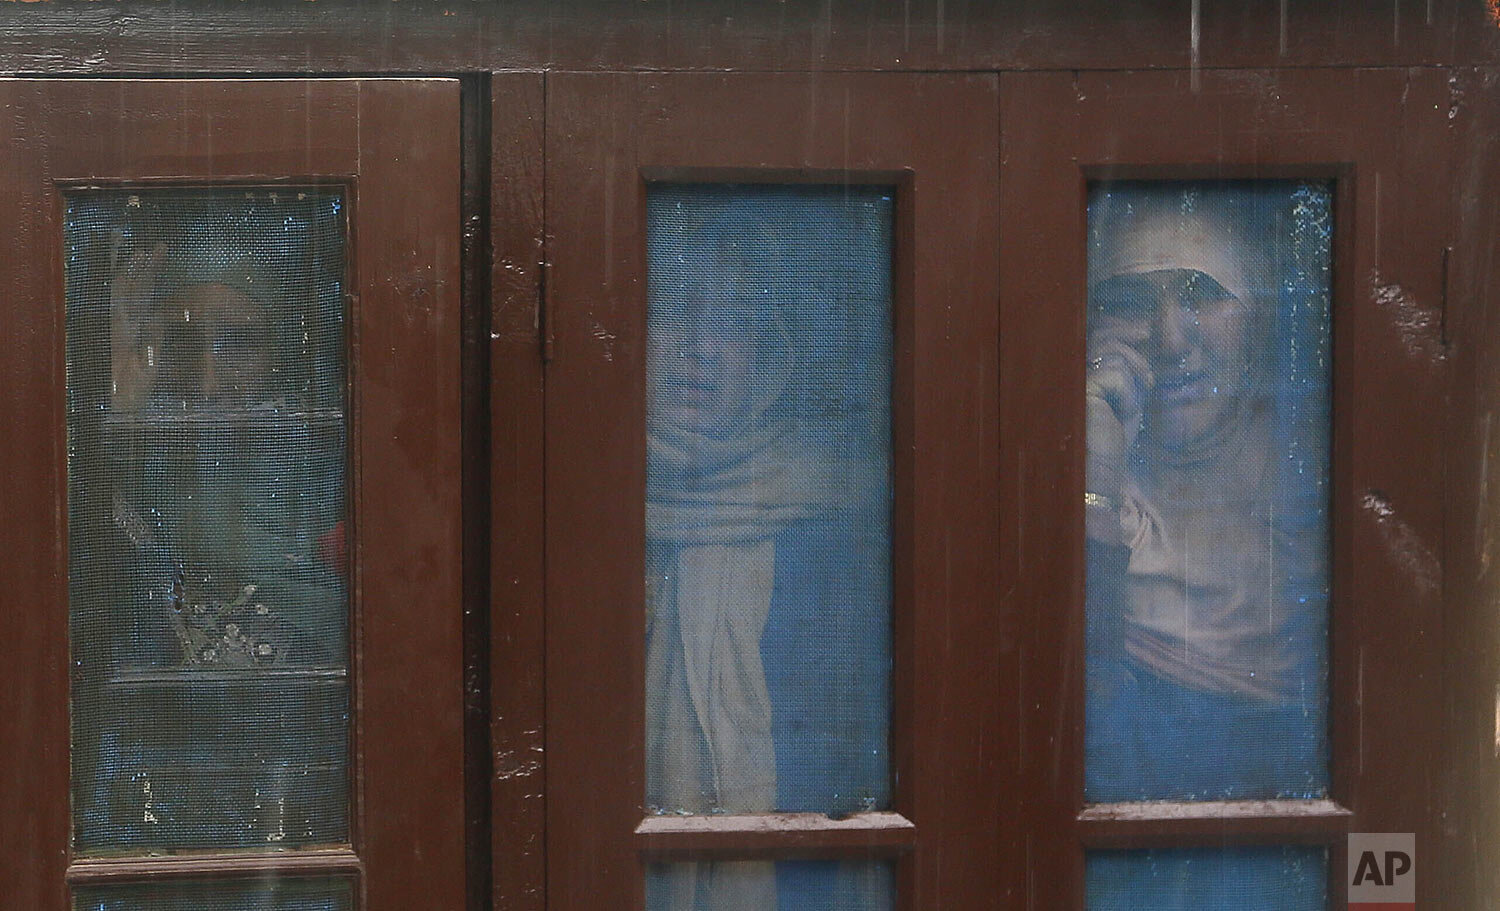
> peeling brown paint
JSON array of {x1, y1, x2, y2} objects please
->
[
  {"x1": 1362, "y1": 489, "x2": 1442, "y2": 598},
  {"x1": 1370, "y1": 270, "x2": 1447, "y2": 365},
  {"x1": 494, "y1": 745, "x2": 544, "y2": 782},
  {"x1": 590, "y1": 321, "x2": 618, "y2": 361}
]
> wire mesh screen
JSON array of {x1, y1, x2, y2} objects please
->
[
  {"x1": 65, "y1": 189, "x2": 350, "y2": 854},
  {"x1": 1087, "y1": 846, "x2": 1327, "y2": 910},
  {"x1": 648, "y1": 860, "x2": 894, "y2": 911},
  {"x1": 645, "y1": 184, "x2": 893, "y2": 818},
  {"x1": 74, "y1": 877, "x2": 353, "y2": 911},
  {"x1": 1083, "y1": 181, "x2": 1333, "y2": 803},
  {"x1": 643, "y1": 184, "x2": 894, "y2": 910}
]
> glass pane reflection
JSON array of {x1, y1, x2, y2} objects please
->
[{"x1": 65, "y1": 189, "x2": 350, "y2": 853}]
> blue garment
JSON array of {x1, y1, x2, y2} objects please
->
[
  {"x1": 1085, "y1": 654, "x2": 1327, "y2": 802},
  {"x1": 759, "y1": 510, "x2": 892, "y2": 816},
  {"x1": 768, "y1": 511, "x2": 892, "y2": 910}
]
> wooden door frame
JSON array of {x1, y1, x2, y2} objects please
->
[
  {"x1": 488, "y1": 70, "x2": 549, "y2": 911},
  {"x1": 1000, "y1": 67, "x2": 1453, "y2": 907}
]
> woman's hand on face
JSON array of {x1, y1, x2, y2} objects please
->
[
  {"x1": 1084, "y1": 336, "x2": 1152, "y2": 537},
  {"x1": 1086, "y1": 336, "x2": 1153, "y2": 439}
]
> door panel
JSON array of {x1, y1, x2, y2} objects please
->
[
  {"x1": 1000, "y1": 68, "x2": 1451, "y2": 908},
  {"x1": 544, "y1": 72, "x2": 1003, "y2": 909},
  {"x1": 0, "y1": 78, "x2": 464, "y2": 911}
]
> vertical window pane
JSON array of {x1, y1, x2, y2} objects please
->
[
  {"x1": 645, "y1": 184, "x2": 893, "y2": 816},
  {"x1": 644, "y1": 185, "x2": 894, "y2": 908},
  {"x1": 1083, "y1": 181, "x2": 1333, "y2": 802},
  {"x1": 66, "y1": 189, "x2": 350, "y2": 853},
  {"x1": 1087, "y1": 846, "x2": 1327, "y2": 910}
]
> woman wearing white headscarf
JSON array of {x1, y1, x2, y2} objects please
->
[
  {"x1": 644, "y1": 232, "x2": 891, "y2": 910},
  {"x1": 1083, "y1": 187, "x2": 1329, "y2": 803}
]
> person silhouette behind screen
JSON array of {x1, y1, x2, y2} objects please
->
[
  {"x1": 1083, "y1": 191, "x2": 1328, "y2": 804},
  {"x1": 79, "y1": 220, "x2": 352, "y2": 850},
  {"x1": 105, "y1": 237, "x2": 346, "y2": 671},
  {"x1": 644, "y1": 236, "x2": 891, "y2": 911}
]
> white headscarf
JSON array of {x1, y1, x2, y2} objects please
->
[{"x1": 1088, "y1": 189, "x2": 1276, "y2": 303}]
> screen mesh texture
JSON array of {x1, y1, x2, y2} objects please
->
[
  {"x1": 643, "y1": 184, "x2": 894, "y2": 910},
  {"x1": 65, "y1": 189, "x2": 350, "y2": 854},
  {"x1": 644, "y1": 184, "x2": 894, "y2": 818},
  {"x1": 1083, "y1": 181, "x2": 1333, "y2": 803}
]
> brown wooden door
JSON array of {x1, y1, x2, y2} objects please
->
[
  {"x1": 0, "y1": 78, "x2": 466, "y2": 911},
  {"x1": 1000, "y1": 68, "x2": 1451, "y2": 908},
  {"x1": 0, "y1": 67, "x2": 1463, "y2": 911},
  {"x1": 541, "y1": 72, "x2": 1005, "y2": 909}
]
